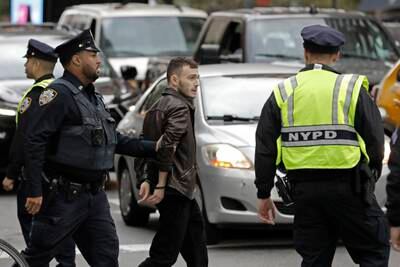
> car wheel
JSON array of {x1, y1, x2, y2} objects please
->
[
  {"x1": 118, "y1": 166, "x2": 150, "y2": 226},
  {"x1": 194, "y1": 180, "x2": 220, "y2": 245}
]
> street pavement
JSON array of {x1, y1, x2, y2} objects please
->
[{"x1": 1, "y1": 174, "x2": 400, "y2": 266}]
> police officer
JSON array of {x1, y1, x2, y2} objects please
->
[
  {"x1": 255, "y1": 25, "x2": 390, "y2": 266},
  {"x1": 2, "y1": 39, "x2": 76, "y2": 267},
  {"x1": 387, "y1": 128, "x2": 400, "y2": 252},
  {"x1": 20, "y1": 29, "x2": 157, "y2": 267}
]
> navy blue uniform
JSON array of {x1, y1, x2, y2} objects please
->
[
  {"x1": 7, "y1": 38, "x2": 77, "y2": 267},
  {"x1": 21, "y1": 70, "x2": 155, "y2": 267},
  {"x1": 7, "y1": 76, "x2": 77, "y2": 267}
]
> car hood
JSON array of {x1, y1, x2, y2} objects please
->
[
  {"x1": 334, "y1": 58, "x2": 395, "y2": 86},
  {"x1": 108, "y1": 57, "x2": 149, "y2": 80},
  {"x1": 0, "y1": 80, "x2": 30, "y2": 105},
  {"x1": 208, "y1": 123, "x2": 258, "y2": 148},
  {"x1": 265, "y1": 58, "x2": 394, "y2": 86}
]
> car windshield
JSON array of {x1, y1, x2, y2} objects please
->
[
  {"x1": 201, "y1": 75, "x2": 290, "y2": 123},
  {"x1": 0, "y1": 39, "x2": 64, "y2": 80},
  {"x1": 248, "y1": 18, "x2": 398, "y2": 62},
  {"x1": 100, "y1": 17, "x2": 205, "y2": 57}
]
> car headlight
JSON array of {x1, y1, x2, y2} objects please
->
[
  {"x1": 383, "y1": 136, "x2": 391, "y2": 164},
  {"x1": 202, "y1": 144, "x2": 253, "y2": 169}
]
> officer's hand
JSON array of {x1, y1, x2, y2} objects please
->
[
  {"x1": 138, "y1": 181, "x2": 151, "y2": 204},
  {"x1": 2, "y1": 177, "x2": 15, "y2": 191},
  {"x1": 257, "y1": 198, "x2": 276, "y2": 225},
  {"x1": 391, "y1": 227, "x2": 400, "y2": 252},
  {"x1": 147, "y1": 188, "x2": 165, "y2": 205},
  {"x1": 25, "y1": 196, "x2": 43, "y2": 215}
]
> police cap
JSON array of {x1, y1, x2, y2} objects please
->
[
  {"x1": 55, "y1": 29, "x2": 100, "y2": 64},
  {"x1": 23, "y1": 39, "x2": 58, "y2": 62},
  {"x1": 301, "y1": 25, "x2": 345, "y2": 53}
]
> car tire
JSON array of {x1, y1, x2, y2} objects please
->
[
  {"x1": 118, "y1": 166, "x2": 150, "y2": 227},
  {"x1": 194, "y1": 180, "x2": 220, "y2": 245}
]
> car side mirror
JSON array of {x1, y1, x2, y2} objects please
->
[
  {"x1": 120, "y1": 65, "x2": 138, "y2": 80},
  {"x1": 198, "y1": 44, "x2": 220, "y2": 64}
]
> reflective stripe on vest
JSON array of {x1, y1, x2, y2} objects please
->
[
  {"x1": 273, "y1": 68, "x2": 369, "y2": 170},
  {"x1": 16, "y1": 78, "x2": 54, "y2": 124}
]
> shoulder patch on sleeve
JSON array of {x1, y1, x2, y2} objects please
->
[
  {"x1": 39, "y1": 88, "x2": 58, "y2": 106},
  {"x1": 19, "y1": 97, "x2": 32, "y2": 114}
]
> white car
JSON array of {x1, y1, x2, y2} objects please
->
[{"x1": 114, "y1": 63, "x2": 390, "y2": 244}]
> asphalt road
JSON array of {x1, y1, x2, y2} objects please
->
[{"x1": 1, "y1": 175, "x2": 400, "y2": 267}]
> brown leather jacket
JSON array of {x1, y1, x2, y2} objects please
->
[{"x1": 142, "y1": 88, "x2": 196, "y2": 199}]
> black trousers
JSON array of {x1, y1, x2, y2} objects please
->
[
  {"x1": 17, "y1": 181, "x2": 76, "y2": 267},
  {"x1": 22, "y1": 188, "x2": 119, "y2": 267},
  {"x1": 292, "y1": 178, "x2": 390, "y2": 267},
  {"x1": 139, "y1": 193, "x2": 208, "y2": 267}
]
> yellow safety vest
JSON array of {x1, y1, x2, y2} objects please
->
[
  {"x1": 16, "y1": 78, "x2": 53, "y2": 124},
  {"x1": 273, "y1": 65, "x2": 369, "y2": 170}
]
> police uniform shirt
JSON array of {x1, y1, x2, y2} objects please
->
[
  {"x1": 254, "y1": 64, "x2": 384, "y2": 198},
  {"x1": 6, "y1": 74, "x2": 54, "y2": 180},
  {"x1": 25, "y1": 71, "x2": 156, "y2": 197}
]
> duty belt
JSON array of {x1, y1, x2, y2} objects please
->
[{"x1": 58, "y1": 176, "x2": 105, "y2": 193}]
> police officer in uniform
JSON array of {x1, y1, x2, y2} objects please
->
[
  {"x1": 20, "y1": 29, "x2": 157, "y2": 267},
  {"x1": 255, "y1": 25, "x2": 390, "y2": 266},
  {"x1": 387, "y1": 128, "x2": 400, "y2": 252},
  {"x1": 2, "y1": 39, "x2": 76, "y2": 266}
]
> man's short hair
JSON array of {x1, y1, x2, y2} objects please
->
[{"x1": 166, "y1": 57, "x2": 198, "y2": 82}]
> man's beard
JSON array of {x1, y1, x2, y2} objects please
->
[{"x1": 83, "y1": 65, "x2": 99, "y2": 82}]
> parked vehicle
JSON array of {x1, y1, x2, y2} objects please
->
[
  {"x1": 193, "y1": 7, "x2": 399, "y2": 88},
  {"x1": 383, "y1": 21, "x2": 400, "y2": 46},
  {"x1": 57, "y1": 3, "x2": 206, "y2": 84},
  {"x1": 114, "y1": 63, "x2": 391, "y2": 244}
]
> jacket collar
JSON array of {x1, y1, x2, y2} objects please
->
[
  {"x1": 62, "y1": 70, "x2": 85, "y2": 90},
  {"x1": 300, "y1": 64, "x2": 341, "y2": 74},
  {"x1": 62, "y1": 70, "x2": 96, "y2": 94},
  {"x1": 163, "y1": 87, "x2": 195, "y2": 110},
  {"x1": 35, "y1": 73, "x2": 54, "y2": 84}
]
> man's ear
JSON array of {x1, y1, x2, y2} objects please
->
[
  {"x1": 71, "y1": 54, "x2": 81, "y2": 66},
  {"x1": 334, "y1": 51, "x2": 341, "y2": 62},
  {"x1": 170, "y1": 73, "x2": 179, "y2": 86},
  {"x1": 330, "y1": 51, "x2": 340, "y2": 64},
  {"x1": 304, "y1": 49, "x2": 309, "y2": 64}
]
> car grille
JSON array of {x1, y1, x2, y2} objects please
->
[{"x1": 274, "y1": 202, "x2": 295, "y2": 215}]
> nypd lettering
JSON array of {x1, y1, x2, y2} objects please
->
[
  {"x1": 281, "y1": 125, "x2": 359, "y2": 147},
  {"x1": 288, "y1": 130, "x2": 338, "y2": 141},
  {"x1": 39, "y1": 88, "x2": 58, "y2": 106},
  {"x1": 19, "y1": 97, "x2": 32, "y2": 114}
]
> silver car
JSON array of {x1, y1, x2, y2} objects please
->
[{"x1": 114, "y1": 63, "x2": 390, "y2": 244}]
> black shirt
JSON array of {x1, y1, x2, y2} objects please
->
[
  {"x1": 25, "y1": 70, "x2": 156, "y2": 197},
  {"x1": 255, "y1": 64, "x2": 385, "y2": 198},
  {"x1": 6, "y1": 73, "x2": 54, "y2": 180}
]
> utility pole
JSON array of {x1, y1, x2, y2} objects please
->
[{"x1": 332, "y1": 0, "x2": 338, "y2": 8}]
